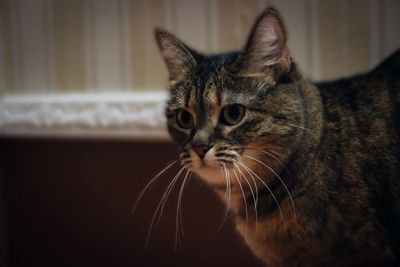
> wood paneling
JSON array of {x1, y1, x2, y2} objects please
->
[
  {"x1": 347, "y1": 0, "x2": 370, "y2": 75},
  {"x1": 0, "y1": 139, "x2": 264, "y2": 267},
  {"x1": 320, "y1": 0, "x2": 342, "y2": 80},
  {"x1": 52, "y1": 0, "x2": 87, "y2": 91},
  {"x1": 1, "y1": 0, "x2": 400, "y2": 93}
]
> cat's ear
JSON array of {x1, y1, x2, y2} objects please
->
[
  {"x1": 240, "y1": 7, "x2": 291, "y2": 79},
  {"x1": 155, "y1": 28, "x2": 197, "y2": 83}
]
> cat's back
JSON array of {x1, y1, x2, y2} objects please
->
[
  {"x1": 372, "y1": 49, "x2": 400, "y2": 80},
  {"x1": 315, "y1": 49, "x2": 400, "y2": 144},
  {"x1": 316, "y1": 49, "x2": 400, "y2": 107},
  {"x1": 315, "y1": 49, "x2": 400, "y2": 175}
]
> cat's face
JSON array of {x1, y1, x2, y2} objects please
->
[{"x1": 156, "y1": 8, "x2": 303, "y2": 185}]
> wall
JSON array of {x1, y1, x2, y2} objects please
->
[{"x1": 1, "y1": 0, "x2": 400, "y2": 94}]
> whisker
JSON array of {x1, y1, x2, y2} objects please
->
[
  {"x1": 157, "y1": 167, "x2": 186, "y2": 224},
  {"x1": 131, "y1": 160, "x2": 178, "y2": 215},
  {"x1": 233, "y1": 162, "x2": 258, "y2": 229},
  {"x1": 237, "y1": 161, "x2": 262, "y2": 231},
  {"x1": 175, "y1": 169, "x2": 191, "y2": 251},
  {"x1": 232, "y1": 167, "x2": 248, "y2": 237},
  {"x1": 211, "y1": 163, "x2": 231, "y2": 238},
  {"x1": 179, "y1": 172, "x2": 193, "y2": 237},
  {"x1": 285, "y1": 123, "x2": 314, "y2": 135},
  {"x1": 145, "y1": 166, "x2": 185, "y2": 249},
  {"x1": 243, "y1": 147, "x2": 287, "y2": 171},
  {"x1": 261, "y1": 150, "x2": 288, "y2": 171},
  {"x1": 238, "y1": 161, "x2": 287, "y2": 226},
  {"x1": 243, "y1": 154, "x2": 296, "y2": 216}
]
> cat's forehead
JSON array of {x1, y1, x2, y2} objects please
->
[
  {"x1": 169, "y1": 70, "x2": 221, "y2": 111},
  {"x1": 167, "y1": 53, "x2": 266, "y2": 113}
]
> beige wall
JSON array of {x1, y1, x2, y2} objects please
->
[{"x1": 0, "y1": 0, "x2": 400, "y2": 94}]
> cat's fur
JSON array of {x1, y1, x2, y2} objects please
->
[{"x1": 155, "y1": 7, "x2": 400, "y2": 267}]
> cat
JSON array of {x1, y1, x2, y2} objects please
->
[{"x1": 154, "y1": 7, "x2": 400, "y2": 267}]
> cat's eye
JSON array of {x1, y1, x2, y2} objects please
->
[
  {"x1": 176, "y1": 109, "x2": 194, "y2": 129},
  {"x1": 220, "y1": 104, "x2": 245, "y2": 126}
]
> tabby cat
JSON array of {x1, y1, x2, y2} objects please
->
[{"x1": 154, "y1": 7, "x2": 400, "y2": 267}]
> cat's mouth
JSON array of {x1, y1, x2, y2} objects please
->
[{"x1": 185, "y1": 147, "x2": 242, "y2": 184}]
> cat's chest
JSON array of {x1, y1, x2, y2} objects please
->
[
  {"x1": 234, "y1": 213, "x2": 337, "y2": 267},
  {"x1": 234, "y1": 212, "x2": 398, "y2": 267}
]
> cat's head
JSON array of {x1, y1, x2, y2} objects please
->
[{"x1": 155, "y1": 8, "x2": 304, "y2": 186}]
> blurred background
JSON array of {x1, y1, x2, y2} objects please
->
[
  {"x1": 1, "y1": 0, "x2": 400, "y2": 94},
  {"x1": 0, "y1": 0, "x2": 400, "y2": 266}
]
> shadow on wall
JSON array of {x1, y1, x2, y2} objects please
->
[{"x1": 0, "y1": 139, "x2": 264, "y2": 267}]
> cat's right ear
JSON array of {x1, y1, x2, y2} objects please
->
[
  {"x1": 240, "y1": 7, "x2": 291, "y2": 80},
  {"x1": 155, "y1": 28, "x2": 197, "y2": 83}
]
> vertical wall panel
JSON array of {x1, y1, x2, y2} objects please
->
[
  {"x1": 347, "y1": 0, "x2": 370, "y2": 75},
  {"x1": 130, "y1": 0, "x2": 147, "y2": 90},
  {"x1": 120, "y1": 0, "x2": 133, "y2": 91},
  {"x1": 0, "y1": 0, "x2": 8, "y2": 94},
  {"x1": 83, "y1": 0, "x2": 95, "y2": 91},
  {"x1": 340, "y1": 0, "x2": 349, "y2": 75},
  {"x1": 218, "y1": 0, "x2": 239, "y2": 51},
  {"x1": 145, "y1": 0, "x2": 167, "y2": 90},
  {"x1": 382, "y1": 0, "x2": 400, "y2": 58},
  {"x1": 52, "y1": 0, "x2": 69, "y2": 91},
  {"x1": 91, "y1": 0, "x2": 124, "y2": 91},
  {"x1": 0, "y1": 0, "x2": 18, "y2": 94},
  {"x1": 206, "y1": 0, "x2": 220, "y2": 53},
  {"x1": 52, "y1": 0, "x2": 86, "y2": 92},
  {"x1": 68, "y1": 0, "x2": 87, "y2": 91},
  {"x1": 164, "y1": 0, "x2": 177, "y2": 32},
  {"x1": 16, "y1": 0, "x2": 49, "y2": 92},
  {"x1": 44, "y1": 0, "x2": 56, "y2": 92},
  {"x1": 309, "y1": 0, "x2": 321, "y2": 81},
  {"x1": 176, "y1": 0, "x2": 208, "y2": 51},
  {"x1": 369, "y1": 0, "x2": 381, "y2": 68},
  {"x1": 320, "y1": 0, "x2": 342, "y2": 80}
]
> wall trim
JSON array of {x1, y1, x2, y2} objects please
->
[{"x1": 0, "y1": 92, "x2": 170, "y2": 140}]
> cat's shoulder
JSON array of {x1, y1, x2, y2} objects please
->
[{"x1": 371, "y1": 49, "x2": 400, "y2": 77}]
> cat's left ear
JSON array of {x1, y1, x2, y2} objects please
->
[
  {"x1": 155, "y1": 28, "x2": 197, "y2": 83},
  {"x1": 240, "y1": 7, "x2": 291, "y2": 79}
]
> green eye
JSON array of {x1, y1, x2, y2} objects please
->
[
  {"x1": 176, "y1": 109, "x2": 194, "y2": 129},
  {"x1": 221, "y1": 104, "x2": 245, "y2": 126}
]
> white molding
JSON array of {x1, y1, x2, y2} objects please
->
[{"x1": 0, "y1": 92, "x2": 170, "y2": 140}]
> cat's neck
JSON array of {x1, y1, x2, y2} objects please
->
[{"x1": 287, "y1": 78, "x2": 324, "y2": 186}]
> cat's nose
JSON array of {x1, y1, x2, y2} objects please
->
[{"x1": 192, "y1": 145, "x2": 213, "y2": 159}]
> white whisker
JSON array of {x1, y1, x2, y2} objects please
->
[
  {"x1": 131, "y1": 160, "x2": 178, "y2": 215},
  {"x1": 211, "y1": 163, "x2": 231, "y2": 238},
  {"x1": 244, "y1": 154, "x2": 296, "y2": 216},
  {"x1": 233, "y1": 168, "x2": 249, "y2": 237},
  {"x1": 233, "y1": 162, "x2": 258, "y2": 229},
  {"x1": 175, "y1": 169, "x2": 191, "y2": 251},
  {"x1": 145, "y1": 166, "x2": 185, "y2": 249},
  {"x1": 261, "y1": 150, "x2": 288, "y2": 170},
  {"x1": 286, "y1": 123, "x2": 314, "y2": 135},
  {"x1": 238, "y1": 161, "x2": 287, "y2": 226}
]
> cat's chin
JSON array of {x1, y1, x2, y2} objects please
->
[{"x1": 192, "y1": 164, "x2": 227, "y2": 185}]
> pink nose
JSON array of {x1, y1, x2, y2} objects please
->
[{"x1": 193, "y1": 145, "x2": 211, "y2": 158}]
